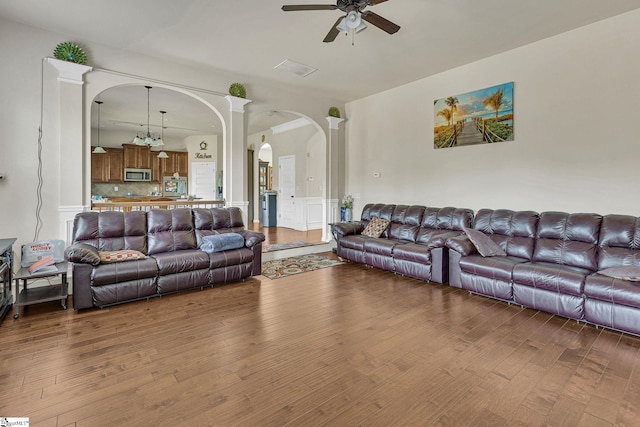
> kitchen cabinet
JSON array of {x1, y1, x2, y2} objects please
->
[
  {"x1": 123, "y1": 144, "x2": 151, "y2": 169},
  {"x1": 151, "y1": 154, "x2": 161, "y2": 183},
  {"x1": 91, "y1": 148, "x2": 123, "y2": 183},
  {"x1": 160, "y1": 151, "x2": 189, "y2": 177}
]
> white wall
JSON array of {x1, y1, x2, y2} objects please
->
[{"x1": 345, "y1": 9, "x2": 640, "y2": 218}]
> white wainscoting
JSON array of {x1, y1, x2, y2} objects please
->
[{"x1": 291, "y1": 197, "x2": 324, "y2": 231}]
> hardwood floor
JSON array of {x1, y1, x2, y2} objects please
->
[
  {"x1": 2, "y1": 254, "x2": 640, "y2": 426},
  {"x1": 247, "y1": 224, "x2": 323, "y2": 246}
]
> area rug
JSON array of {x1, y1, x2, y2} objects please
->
[
  {"x1": 262, "y1": 240, "x2": 315, "y2": 253},
  {"x1": 261, "y1": 254, "x2": 344, "y2": 280}
]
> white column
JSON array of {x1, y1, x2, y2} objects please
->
[
  {"x1": 325, "y1": 116, "x2": 345, "y2": 241},
  {"x1": 46, "y1": 58, "x2": 92, "y2": 243},
  {"x1": 224, "y1": 95, "x2": 251, "y2": 225}
]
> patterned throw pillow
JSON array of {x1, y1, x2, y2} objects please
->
[
  {"x1": 99, "y1": 250, "x2": 147, "y2": 263},
  {"x1": 598, "y1": 266, "x2": 640, "y2": 281},
  {"x1": 361, "y1": 217, "x2": 391, "y2": 238},
  {"x1": 463, "y1": 227, "x2": 506, "y2": 257}
]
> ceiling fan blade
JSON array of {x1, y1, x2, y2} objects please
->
[
  {"x1": 323, "y1": 16, "x2": 344, "y2": 43},
  {"x1": 368, "y1": 0, "x2": 389, "y2": 4},
  {"x1": 361, "y1": 11, "x2": 400, "y2": 34},
  {"x1": 282, "y1": 4, "x2": 338, "y2": 11}
]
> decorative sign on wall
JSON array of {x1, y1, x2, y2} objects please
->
[{"x1": 434, "y1": 82, "x2": 514, "y2": 149}]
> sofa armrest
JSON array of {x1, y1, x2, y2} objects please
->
[
  {"x1": 64, "y1": 242, "x2": 100, "y2": 266},
  {"x1": 332, "y1": 222, "x2": 365, "y2": 238},
  {"x1": 445, "y1": 235, "x2": 478, "y2": 256},
  {"x1": 239, "y1": 230, "x2": 266, "y2": 248}
]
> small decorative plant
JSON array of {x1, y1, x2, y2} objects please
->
[
  {"x1": 228, "y1": 83, "x2": 247, "y2": 99},
  {"x1": 328, "y1": 106, "x2": 341, "y2": 118},
  {"x1": 342, "y1": 194, "x2": 354, "y2": 209},
  {"x1": 53, "y1": 41, "x2": 87, "y2": 64}
]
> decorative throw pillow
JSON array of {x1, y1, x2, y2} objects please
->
[
  {"x1": 361, "y1": 217, "x2": 391, "y2": 238},
  {"x1": 463, "y1": 227, "x2": 506, "y2": 257},
  {"x1": 200, "y1": 233, "x2": 245, "y2": 253},
  {"x1": 598, "y1": 266, "x2": 640, "y2": 281},
  {"x1": 99, "y1": 250, "x2": 147, "y2": 263}
]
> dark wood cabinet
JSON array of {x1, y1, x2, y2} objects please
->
[
  {"x1": 151, "y1": 154, "x2": 161, "y2": 183},
  {"x1": 91, "y1": 148, "x2": 123, "y2": 183},
  {"x1": 123, "y1": 144, "x2": 151, "y2": 169},
  {"x1": 160, "y1": 151, "x2": 189, "y2": 177}
]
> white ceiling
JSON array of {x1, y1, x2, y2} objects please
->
[{"x1": 2, "y1": 0, "x2": 639, "y2": 149}]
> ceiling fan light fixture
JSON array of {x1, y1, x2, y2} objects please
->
[{"x1": 345, "y1": 10, "x2": 361, "y2": 29}]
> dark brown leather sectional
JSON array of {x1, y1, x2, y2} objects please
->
[
  {"x1": 334, "y1": 205, "x2": 640, "y2": 337},
  {"x1": 65, "y1": 207, "x2": 265, "y2": 310},
  {"x1": 332, "y1": 204, "x2": 473, "y2": 283}
]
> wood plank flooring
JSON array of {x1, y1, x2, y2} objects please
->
[
  {"x1": 247, "y1": 224, "x2": 323, "y2": 246},
  {"x1": 2, "y1": 254, "x2": 640, "y2": 426}
]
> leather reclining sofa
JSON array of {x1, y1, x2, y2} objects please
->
[
  {"x1": 446, "y1": 209, "x2": 640, "y2": 336},
  {"x1": 331, "y1": 203, "x2": 473, "y2": 283},
  {"x1": 65, "y1": 207, "x2": 265, "y2": 310},
  {"x1": 334, "y1": 204, "x2": 640, "y2": 337}
]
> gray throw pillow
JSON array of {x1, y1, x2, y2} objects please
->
[
  {"x1": 463, "y1": 227, "x2": 506, "y2": 257},
  {"x1": 200, "y1": 233, "x2": 245, "y2": 253}
]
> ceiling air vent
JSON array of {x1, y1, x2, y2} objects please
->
[{"x1": 274, "y1": 59, "x2": 317, "y2": 77}]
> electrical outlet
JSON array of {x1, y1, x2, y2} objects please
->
[
  {"x1": 373, "y1": 172, "x2": 381, "y2": 178},
  {"x1": 114, "y1": 186, "x2": 118, "y2": 191}
]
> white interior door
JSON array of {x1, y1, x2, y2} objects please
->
[
  {"x1": 191, "y1": 162, "x2": 216, "y2": 200},
  {"x1": 278, "y1": 155, "x2": 295, "y2": 229}
]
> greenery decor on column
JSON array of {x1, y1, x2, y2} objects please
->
[
  {"x1": 53, "y1": 41, "x2": 87, "y2": 64},
  {"x1": 229, "y1": 83, "x2": 247, "y2": 99},
  {"x1": 328, "y1": 106, "x2": 341, "y2": 118}
]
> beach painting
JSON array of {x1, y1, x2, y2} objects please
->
[{"x1": 434, "y1": 82, "x2": 514, "y2": 149}]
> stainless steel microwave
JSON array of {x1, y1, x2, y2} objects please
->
[{"x1": 124, "y1": 168, "x2": 152, "y2": 182}]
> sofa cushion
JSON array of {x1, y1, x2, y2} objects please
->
[
  {"x1": 533, "y1": 211, "x2": 601, "y2": 271},
  {"x1": 464, "y1": 227, "x2": 506, "y2": 257},
  {"x1": 199, "y1": 233, "x2": 245, "y2": 253},
  {"x1": 99, "y1": 249, "x2": 147, "y2": 263},
  {"x1": 91, "y1": 257, "x2": 159, "y2": 286},
  {"x1": 147, "y1": 209, "x2": 197, "y2": 255},
  {"x1": 339, "y1": 234, "x2": 369, "y2": 251},
  {"x1": 512, "y1": 261, "x2": 591, "y2": 297},
  {"x1": 597, "y1": 214, "x2": 640, "y2": 270},
  {"x1": 460, "y1": 255, "x2": 527, "y2": 282},
  {"x1": 208, "y1": 247, "x2": 254, "y2": 269},
  {"x1": 151, "y1": 249, "x2": 210, "y2": 275},
  {"x1": 585, "y1": 274, "x2": 640, "y2": 308},
  {"x1": 362, "y1": 217, "x2": 390, "y2": 238},
  {"x1": 363, "y1": 238, "x2": 397, "y2": 256},
  {"x1": 598, "y1": 266, "x2": 640, "y2": 281},
  {"x1": 393, "y1": 243, "x2": 431, "y2": 264},
  {"x1": 473, "y1": 209, "x2": 538, "y2": 260}
]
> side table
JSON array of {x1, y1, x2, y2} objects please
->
[{"x1": 13, "y1": 261, "x2": 68, "y2": 319}]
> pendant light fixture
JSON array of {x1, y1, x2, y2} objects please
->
[
  {"x1": 133, "y1": 86, "x2": 164, "y2": 147},
  {"x1": 157, "y1": 110, "x2": 169, "y2": 158},
  {"x1": 92, "y1": 100, "x2": 106, "y2": 154}
]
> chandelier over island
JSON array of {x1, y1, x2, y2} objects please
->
[{"x1": 132, "y1": 86, "x2": 164, "y2": 147}]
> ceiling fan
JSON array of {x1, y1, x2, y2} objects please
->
[{"x1": 282, "y1": 0, "x2": 400, "y2": 43}]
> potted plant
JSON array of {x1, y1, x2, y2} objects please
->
[
  {"x1": 328, "y1": 106, "x2": 341, "y2": 118},
  {"x1": 228, "y1": 83, "x2": 247, "y2": 99},
  {"x1": 53, "y1": 41, "x2": 87, "y2": 64},
  {"x1": 341, "y1": 194, "x2": 354, "y2": 222}
]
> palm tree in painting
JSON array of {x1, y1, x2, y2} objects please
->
[
  {"x1": 483, "y1": 87, "x2": 504, "y2": 120},
  {"x1": 437, "y1": 108, "x2": 453, "y2": 126},
  {"x1": 445, "y1": 96, "x2": 459, "y2": 124}
]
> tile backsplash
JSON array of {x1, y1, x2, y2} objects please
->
[{"x1": 92, "y1": 182, "x2": 161, "y2": 198}]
